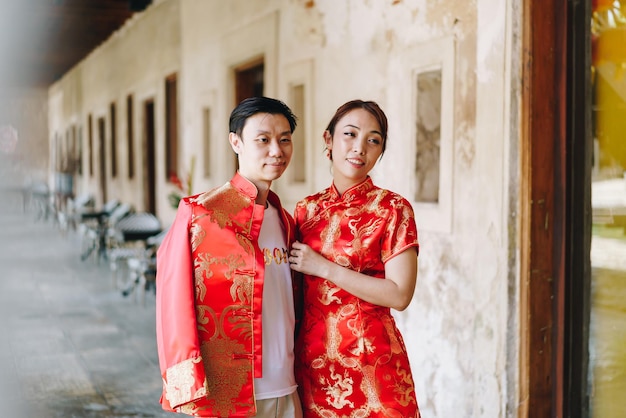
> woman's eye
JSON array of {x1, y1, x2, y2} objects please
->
[{"x1": 369, "y1": 138, "x2": 381, "y2": 145}]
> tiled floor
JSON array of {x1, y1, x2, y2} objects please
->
[{"x1": 0, "y1": 201, "x2": 178, "y2": 418}]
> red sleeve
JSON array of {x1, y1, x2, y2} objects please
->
[
  {"x1": 381, "y1": 196, "x2": 420, "y2": 263},
  {"x1": 155, "y1": 199, "x2": 207, "y2": 410}
]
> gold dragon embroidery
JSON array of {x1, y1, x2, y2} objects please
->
[{"x1": 322, "y1": 364, "x2": 355, "y2": 410}]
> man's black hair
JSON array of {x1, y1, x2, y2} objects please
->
[{"x1": 229, "y1": 96, "x2": 297, "y2": 137}]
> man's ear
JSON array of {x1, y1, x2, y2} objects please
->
[{"x1": 229, "y1": 132, "x2": 241, "y2": 155}]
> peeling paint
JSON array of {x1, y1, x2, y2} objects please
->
[{"x1": 456, "y1": 120, "x2": 476, "y2": 168}]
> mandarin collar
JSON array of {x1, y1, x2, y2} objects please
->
[
  {"x1": 330, "y1": 176, "x2": 374, "y2": 200},
  {"x1": 230, "y1": 172, "x2": 259, "y2": 200},
  {"x1": 230, "y1": 172, "x2": 282, "y2": 208}
]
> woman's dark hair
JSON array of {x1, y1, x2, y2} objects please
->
[
  {"x1": 229, "y1": 96, "x2": 297, "y2": 137},
  {"x1": 325, "y1": 99, "x2": 388, "y2": 156}
]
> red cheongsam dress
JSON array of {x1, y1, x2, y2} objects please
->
[{"x1": 294, "y1": 177, "x2": 421, "y2": 418}]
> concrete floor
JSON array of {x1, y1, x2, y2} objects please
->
[{"x1": 0, "y1": 200, "x2": 178, "y2": 418}]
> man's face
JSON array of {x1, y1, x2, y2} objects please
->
[{"x1": 229, "y1": 112, "x2": 293, "y2": 188}]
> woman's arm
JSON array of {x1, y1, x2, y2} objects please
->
[{"x1": 289, "y1": 241, "x2": 418, "y2": 311}]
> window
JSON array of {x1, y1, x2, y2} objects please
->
[
  {"x1": 414, "y1": 70, "x2": 442, "y2": 203},
  {"x1": 397, "y1": 36, "x2": 455, "y2": 233}
]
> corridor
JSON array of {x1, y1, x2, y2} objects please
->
[{"x1": 0, "y1": 199, "x2": 176, "y2": 418}]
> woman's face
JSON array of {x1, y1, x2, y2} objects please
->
[{"x1": 325, "y1": 108, "x2": 384, "y2": 193}]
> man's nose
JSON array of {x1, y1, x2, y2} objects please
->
[{"x1": 269, "y1": 139, "x2": 283, "y2": 156}]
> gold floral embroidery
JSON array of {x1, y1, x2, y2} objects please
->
[
  {"x1": 304, "y1": 199, "x2": 320, "y2": 220},
  {"x1": 164, "y1": 356, "x2": 206, "y2": 407},
  {"x1": 230, "y1": 272, "x2": 253, "y2": 304},
  {"x1": 382, "y1": 314, "x2": 403, "y2": 354},
  {"x1": 196, "y1": 185, "x2": 251, "y2": 231},
  {"x1": 200, "y1": 337, "x2": 250, "y2": 416},
  {"x1": 195, "y1": 304, "x2": 218, "y2": 336},
  {"x1": 360, "y1": 364, "x2": 383, "y2": 411},
  {"x1": 236, "y1": 232, "x2": 255, "y2": 255},
  {"x1": 194, "y1": 253, "x2": 246, "y2": 303},
  {"x1": 324, "y1": 310, "x2": 343, "y2": 363},
  {"x1": 190, "y1": 220, "x2": 205, "y2": 252},
  {"x1": 320, "y1": 213, "x2": 341, "y2": 256},
  {"x1": 177, "y1": 402, "x2": 198, "y2": 415}
]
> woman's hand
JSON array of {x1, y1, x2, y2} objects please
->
[
  {"x1": 289, "y1": 240, "x2": 418, "y2": 311},
  {"x1": 289, "y1": 241, "x2": 332, "y2": 278}
]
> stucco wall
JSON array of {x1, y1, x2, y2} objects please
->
[{"x1": 48, "y1": 0, "x2": 518, "y2": 416}]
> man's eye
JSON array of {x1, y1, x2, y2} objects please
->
[{"x1": 280, "y1": 137, "x2": 292, "y2": 143}]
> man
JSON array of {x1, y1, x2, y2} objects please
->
[{"x1": 156, "y1": 97, "x2": 302, "y2": 417}]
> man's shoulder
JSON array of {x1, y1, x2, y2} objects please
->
[{"x1": 189, "y1": 182, "x2": 251, "y2": 210}]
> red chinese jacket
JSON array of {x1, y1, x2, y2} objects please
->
[{"x1": 156, "y1": 173, "x2": 297, "y2": 417}]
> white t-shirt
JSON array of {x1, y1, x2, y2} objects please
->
[{"x1": 254, "y1": 202, "x2": 297, "y2": 400}]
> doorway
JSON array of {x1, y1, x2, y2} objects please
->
[
  {"x1": 143, "y1": 99, "x2": 156, "y2": 215},
  {"x1": 98, "y1": 117, "x2": 107, "y2": 204},
  {"x1": 520, "y1": 1, "x2": 590, "y2": 416},
  {"x1": 235, "y1": 59, "x2": 264, "y2": 104},
  {"x1": 233, "y1": 59, "x2": 265, "y2": 174},
  {"x1": 523, "y1": 1, "x2": 626, "y2": 416}
]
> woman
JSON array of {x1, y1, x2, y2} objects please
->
[{"x1": 289, "y1": 100, "x2": 420, "y2": 418}]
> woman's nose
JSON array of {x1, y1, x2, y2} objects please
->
[{"x1": 352, "y1": 139, "x2": 365, "y2": 154}]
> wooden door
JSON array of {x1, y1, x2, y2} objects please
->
[{"x1": 143, "y1": 99, "x2": 156, "y2": 215}]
